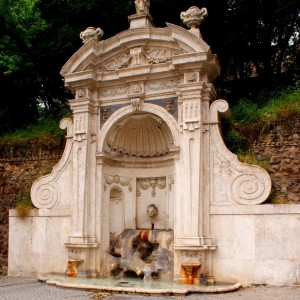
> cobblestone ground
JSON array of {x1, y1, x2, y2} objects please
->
[{"x1": 1, "y1": 277, "x2": 300, "y2": 300}]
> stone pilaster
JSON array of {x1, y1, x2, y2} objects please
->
[
  {"x1": 173, "y1": 74, "x2": 217, "y2": 283},
  {"x1": 65, "y1": 92, "x2": 99, "y2": 277}
]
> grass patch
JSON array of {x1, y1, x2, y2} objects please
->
[
  {"x1": 237, "y1": 151, "x2": 270, "y2": 171},
  {"x1": 231, "y1": 85, "x2": 300, "y2": 125},
  {"x1": 15, "y1": 195, "x2": 33, "y2": 217},
  {"x1": 0, "y1": 117, "x2": 66, "y2": 155},
  {"x1": 224, "y1": 84, "x2": 300, "y2": 153},
  {"x1": 0, "y1": 117, "x2": 65, "y2": 142}
]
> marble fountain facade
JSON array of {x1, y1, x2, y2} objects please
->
[{"x1": 8, "y1": 3, "x2": 300, "y2": 289}]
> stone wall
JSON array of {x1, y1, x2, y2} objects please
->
[
  {"x1": 1, "y1": 118, "x2": 299, "y2": 276},
  {"x1": 211, "y1": 204, "x2": 300, "y2": 285},
  {"x1": 0, "y1": 146, "x2": 63, "y2": 275},
  {"x1": 252, "y1": 117, "x2": 300, "y2": 202}
]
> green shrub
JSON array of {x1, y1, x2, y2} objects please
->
[
  {"x1": 223, "y1": 128, "x2": 250, "y2": 154},
  {"x1": 15, "y1": 195, "x2": 33, "y2": 217},
  {"x1": 223, "y1": 84, "x2": 300, "y2": 166},
  {"x1": 231, "y1": 99, "x2": 260, "y2": 124},
  {"x1": 231, "y1": 85, "x2": 300, "y2": 125},
  {"x1": 0, "y1": 116, "x2": 66, "y2": 155}
]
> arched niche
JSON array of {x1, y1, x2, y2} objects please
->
[
  {"x1": 109, "y1": 186, "x2": 124, "y2": 242},
  {"x1": 102, "y1": 111, "x2": 176, "y2": 231}
]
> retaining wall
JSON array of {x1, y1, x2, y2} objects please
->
[{"x1": 0, "y1": 148, "x2": 62, "y2": 275}]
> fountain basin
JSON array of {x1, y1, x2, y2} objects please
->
[{"x1": 38, "y1": 273, "x2": 242, "y2": 295}]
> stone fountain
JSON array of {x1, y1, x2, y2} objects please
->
[{"x1": 9, "y1": 2, "x2": 279, "y2": 292}]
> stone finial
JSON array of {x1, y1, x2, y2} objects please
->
[
  {"x1": 129, "y1": 0, "x2": 153, "y2": 29},
  {"x1": 180, "y1": 6, "x2": 208, "y2": 37},
  {"x1": 134, "y1": 0, "x2": 150, "y2": 15},
  {"x1": 80, "y1": 27, "x2": 104, "y2": 44}
]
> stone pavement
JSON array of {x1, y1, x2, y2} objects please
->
[{"x1": 1, "y1": 276, "x2": 300, "y2": 300}]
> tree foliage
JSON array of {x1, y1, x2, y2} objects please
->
[{"x1": 0, "y1": 0, "x2": 299, "y2": 134}]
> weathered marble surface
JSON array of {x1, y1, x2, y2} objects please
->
[{"x1": 11, "y1": 4, "x2": 299, "y2": 287}]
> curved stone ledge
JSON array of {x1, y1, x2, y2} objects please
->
[{"x1": 38, "y1": 273, "x2": 242, "y2": 295}]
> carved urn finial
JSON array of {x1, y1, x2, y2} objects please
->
[
  {"x1": 180, "y1": 6, "x2": 208, "y2": 37},
  {"x1": 80, "y1": 27, "x2": 104, "y2": 44},
  {"x1": 134, "y1": 0, "x2": 150, "y2": 15}
]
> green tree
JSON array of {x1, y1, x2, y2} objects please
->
[
  {"x1": 0, "y1": 0, "x2": 299, "y2": 134},
  {"x1": 0, "y1": 0, "x2": 48, "y2": 132}
]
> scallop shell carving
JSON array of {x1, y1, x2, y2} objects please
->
[{"x1": 105, "y1": 114, "x2": 173, "y2": 158}]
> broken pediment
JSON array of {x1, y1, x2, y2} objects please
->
[{"x1": 60, "y1": 24, "x2": 212, "y2": 79}]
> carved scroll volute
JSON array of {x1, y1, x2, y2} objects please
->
[
  {"x1": 209, "y1": 100, "x2": 272, "y2": 205},
  {"x1": 231, "y1": 173, "x2": 272, "y2": 205},
  {"x1": 31, "y1": 118, "x2": 73, "y2": 209},
  {"x1": 209, "y1": 99, "x2": 231, "y2": 123},
  {"x1": 60, "y1": 118, "x2": 74, "y2": 137}
]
